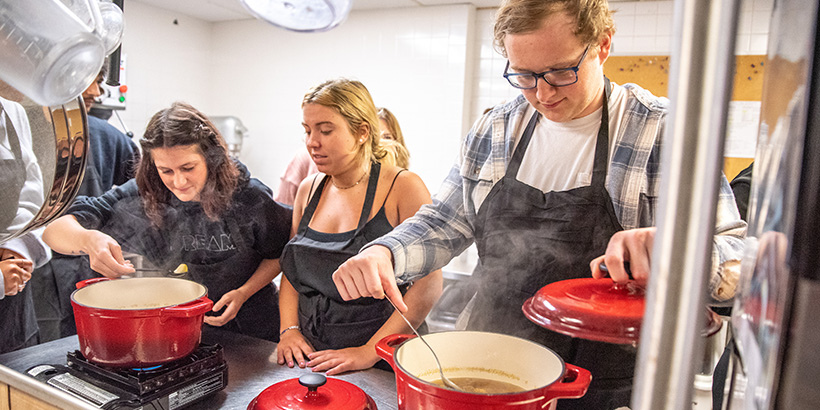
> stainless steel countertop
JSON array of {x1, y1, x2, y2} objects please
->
[{"x1": 0, "y1": 327, "x2": 399, "y2": 409}]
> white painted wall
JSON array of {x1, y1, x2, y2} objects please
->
[
  {"x1": 207, "y1": 5, "x2": 475, "y2": 192},
  {"x1": 116, "y1": 3, "x2": 214, "y2": 135},
  {"x1": 113, "y1": 0, "x2": 772, "y2": 195}
]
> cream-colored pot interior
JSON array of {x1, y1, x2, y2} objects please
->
[
  {"x1": 72, "y1": 277, "x2": 207, "y2": 310},
  {"x1": 394, "y1": 331, "x2": 565, "y2": 392}
]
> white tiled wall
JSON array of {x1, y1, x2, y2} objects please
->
[
  {"x1": 114, "y1": 0, "x2": 773, "y2": 195},
  {"x1": 469, "y1": 0, "x2": 773, "y2": 125},
  {"x1": 609, "y1": 0, "x2": 772, "y2": 55}
]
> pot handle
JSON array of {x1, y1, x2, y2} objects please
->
[
  {"x1": 160, "y1": 297, "x2": 214, "y2": 318},
  {"x1": 545, "y1": 363, "x2": 592, "y2": 400},
  {"x1": 75, "y1": 277, "x2": 111, "y2": 289},
  {"x1": 375, "y1": 334, "x2": 414, "y2": 367}
]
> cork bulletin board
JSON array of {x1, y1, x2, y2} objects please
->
[{"x1": 604, "y1": 55, "x2": 767, "y2": 179}]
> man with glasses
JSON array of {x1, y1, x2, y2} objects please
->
[{"x1": 333, "y1": 1, "x2": 745, "y2": 408}]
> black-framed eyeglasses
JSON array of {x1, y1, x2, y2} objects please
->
[{"x1": 503, "y1": 45, "x2": 591, "y2": 89}]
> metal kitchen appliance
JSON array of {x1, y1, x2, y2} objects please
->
[
  {"x1": 0, "y1": 0, "x2": 124, "y2": 107},
  {"x1": 210, "y1": 115, "x2": 248, "y2": 159},
  {"x1": 717, "y1": 0, "x2": 820, "y2": 408},
  {"x1": 27, "y1": 344, "x2": 227, "y2": 409}
]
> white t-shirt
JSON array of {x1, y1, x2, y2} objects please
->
[{"x1": 516, "y1": 84, "x2": 629, "y2": 193}]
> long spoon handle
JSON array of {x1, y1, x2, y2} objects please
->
[{"x1": 386, "y1": 297, "x2": 461, "y2": 391}]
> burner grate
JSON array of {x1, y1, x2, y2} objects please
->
[{"x1": 66, "y1": 344, "x2": 226, "y2": 396}]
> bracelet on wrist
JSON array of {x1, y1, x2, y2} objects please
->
[{"x1": 280, "y1": 325, "x2": 300, "y2": 336}]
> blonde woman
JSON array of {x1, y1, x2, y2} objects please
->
[
  {"x1": 376, "y1": 107, "x2": 410, "y2": 169},
  {"x1": 277, "y1": 79, "x2": 442, "y2": 375}
]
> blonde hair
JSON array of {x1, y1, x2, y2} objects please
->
[
  {"x1": 379, "y1": 139, "x2": 411, "y2": 169},
  {"x1": 302, "y1": 78, "x2": 387, "y2": 166},
  {"x1": 493, "y1": 0, "x2": 615, "y2": 57},
  {"x1": 377, "y1": 107, "x2": 410, "y2": 168}
]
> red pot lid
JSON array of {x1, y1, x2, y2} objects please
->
[
  {"x1": 248, "y1": 374, "x2": 377, "y2": 410},
  {"x1": 522, "y1": 278, "x2": 645, "y2": 344}
]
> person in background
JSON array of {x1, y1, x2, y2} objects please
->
[
  {"x1": 331, "y1": 1, "x2": 746, "y2": 408},
  {"x1": 31, "y1": 62, "x2": 140, "y2": 342},
  {"x1": 276, "y1": 79, "x2": 442, "y2": 375},
  {"x1": 730, "y1": 162, "x2": 753, "y2": 221},
  {"x1": 0, "y1": 238, "x2": 49, "y2": 354},
  {"x1": 0, "y1": 95, "x2": 51, "y2": 353},
  {"x1": 43, "y1": 102, "x2": 292, "y2": 341},
  {"x1": 79, "y1": 63, "x2": 140, "y2": 197},
  {"x1": 274, "y1": 149, "x2": 317, "y2": 207},
  {"x1": 379, "y1": 139, "x2": 410, "y2": 169},
  {"x1": 711, "y1": 161, "x2": 755, "y2": 409},
  {"x1": 376, "y1": 107, "x2": 410, "y2": 169}
]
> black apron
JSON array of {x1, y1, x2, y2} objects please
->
[
  {"x1": 184, "y1": 216, "x2": 280, "y2": 342},
  {"x1": 467, "y1": 79, "x2": 636, "y2": 410},
  {"x1": 0, "y1": 110, "x2": 25, "y2": 231},
  {"x1": 0, "y1": 109, "x2": 40, "y2": 353},
  {"x1": 281, "y1": 163, "x2": 404, "y2": 354}
]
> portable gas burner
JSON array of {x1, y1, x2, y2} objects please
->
[{"x1": 26, "y1": 344, "x2": 228, "y2": 409}]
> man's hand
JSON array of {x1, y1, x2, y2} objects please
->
[
  {"x1": 332, "y1": 245, "x2": 406, "y2": 311},
  {"x1": 590, "y1": 227, "x2": 656, "y2": 285}
]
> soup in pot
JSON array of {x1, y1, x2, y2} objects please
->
[{"x1": 431, "y1": 377, "x2": 525, "y2": 394}]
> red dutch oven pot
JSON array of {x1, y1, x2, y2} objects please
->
[
  {"x1": 376, "y1": 331, "x2": 591, "y2": 410},
  {"x1": 71, "y1": 277, "x2": 213, "y2": 367},
  {"x1": 248, "y1": 373, "x2": 377, "y2": 410}
]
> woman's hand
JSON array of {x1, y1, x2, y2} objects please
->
[
  {"x1": 1, "y1": 249, "x2": 33, "y2": 296},
  {"x1": 81, "y1": 230, "x2": 133, "y2": 278},
  {"x1": 277, "y1": 329, "x2": 314, "y2": 369},
  {"x1": 307, "y1": 345, "x2": 381, "y2": 376},
  {"x1": 204, "y1": 288, "x2": 249, "y2": 327}
]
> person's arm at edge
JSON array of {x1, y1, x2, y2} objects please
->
[
  {"x1": 2, "y1": 227, "x2": 50, "y2": 268},
  {"x1": 708, "y1": 174, "x2": 747, "y2": 305}
]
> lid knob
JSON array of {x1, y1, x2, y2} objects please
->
[{"x1": 299, "y1": 374, "x2": 327, "y2": 392}]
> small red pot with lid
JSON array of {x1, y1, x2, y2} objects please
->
[{"x1": 247, "y1": 374, "x2": 377, "y2": 410}]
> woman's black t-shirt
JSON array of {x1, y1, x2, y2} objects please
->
[{"x1": 67, "y1": 163, "x2": 292, "y2": 340}]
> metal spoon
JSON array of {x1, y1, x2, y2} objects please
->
[
  {"x1": 386, "y1": 296, "x2": 462, "y2": 391},
  {"x1": 131, "y1": 263, "x2": 189, "y2": 277}
]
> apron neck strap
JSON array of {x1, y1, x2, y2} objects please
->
[
  {"x1": 296, "y1": 161, "x2": 381, "y2": 236},
  {"x1": 354, "y1": 162, "x2": 380, "y2": 233},
  {"x1": 590, "y1": 76, "x2": 612, "y2": 187}
]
